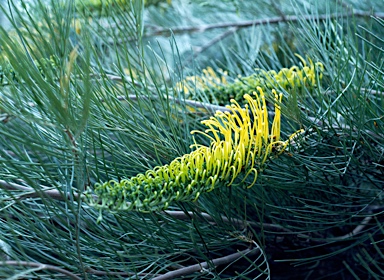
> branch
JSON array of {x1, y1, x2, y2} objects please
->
[
  {"x1": 162, "y1": 210, "x2": 293, "y2": 233},
  {"x1": 86, "y1": 267, "x2": 154, "y2": 277},
  {"x1": 116, "y1": 93, "x2": 232, "y2": 114},
  {"x1": 326, "y1": 216, "x2": 373, "y2": 241},
  {"x1": 2, "y1": 261, "x2": 81, "y2": 280},
  {"x1": 186, "y1": 27, "x2": 238, "y2": 63},
  {"x1": 145, "y1": 10, "x2": 384, "y2": 37},
  {"x1": 361, "y1": 87, "x2": 384, "y2": 96},
  {"x1": 162, "y1": 210, "x2": 375, "y2": 243},
  {"x1": 152, "y1": 247, "x2": 258, "y2": 280},
  {"x1": 0, "y1": 179, "x2": 81, "y2": 201},
  {"x1": 0, "y1": 178, "x2": 375, "y2": 244},
  {"x1": 270, "y1": 0, "x2": 288, "y2": 21}
]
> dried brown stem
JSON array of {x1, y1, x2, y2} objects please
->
[{"x1": 152, "y1": 247, "x2": 258, "y2": 280}]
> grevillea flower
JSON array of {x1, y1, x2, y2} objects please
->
[
  {"x1": 84, "y1": 87, "x2": 303, "y2": 213},
  {"x1": 177, "y1": 55, "x2": 323, "y2": 105}
]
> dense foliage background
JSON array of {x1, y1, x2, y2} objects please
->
[{"x1": 0, "y1": 0, "x2": 383, "y2": 279}]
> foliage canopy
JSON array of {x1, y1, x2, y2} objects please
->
[{"x1": 0, "y1": 0, "x2": 383, "y2": 279}]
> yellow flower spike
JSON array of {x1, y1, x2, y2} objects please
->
[
  {"x1": 85, "y1": 87, "x2": 305, "y2": 213},
  {"x1": 176, "y1": 55, "x2": 323, "y2": 107}
]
